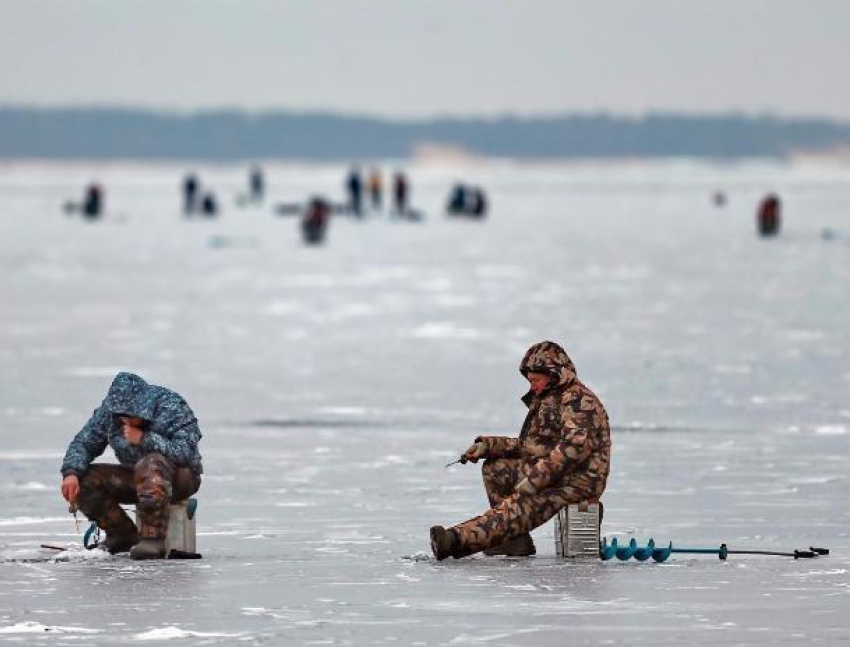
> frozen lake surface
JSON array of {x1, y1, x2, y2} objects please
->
[{"x1": 1, "y1": 160, "x2": 849, "y2": 644}]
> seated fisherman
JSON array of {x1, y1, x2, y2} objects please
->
[
  {"x1": 59, "y1": 372, "x2": 203, "y2": 560},
  {"x1": 430, "y1": 341, "x2": 611, "y2": 559}
]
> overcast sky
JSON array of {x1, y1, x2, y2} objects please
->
[{"x1": 2, "y1": 0, "x2": 849, "y2": 120}]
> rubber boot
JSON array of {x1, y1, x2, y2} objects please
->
[
  {"x1": 483, "y1": 533, "x2": 537, "y2": 557},
  {"x1": 98, "y1": 531, "x2": 139, "y2": 555},
  {"x1": 429, "y1": 526, "x2": 459, "y2": 561},
  {"x1": 130, "y1": 538, "x2": 167, "y2": 560}
]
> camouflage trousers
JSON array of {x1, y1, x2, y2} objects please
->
[
  {"x1": 449, "y1": 457, "x2": 597, "y2": 557},
  {"x1": 77, "y1": 453, "x2": 201, "y2": 539}
]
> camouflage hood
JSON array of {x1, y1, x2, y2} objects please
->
[
  {"x1": 102, "y1": 372, "x2": 159, "y2": 421},
  {"x1": 519, "y1": 341, "x2": 577, "y2": 398}
]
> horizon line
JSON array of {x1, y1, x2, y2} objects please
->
[{"x1": 1, "y1": 103, "x2": 848, "y2": 127}]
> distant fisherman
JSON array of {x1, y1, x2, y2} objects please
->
[
  {"x1": 430, "y1": 341, "x2": 611, "y2": 559},
  {"x1": 347, "y1": 168, "x2": 363, "y2": 218},
  {"x1": 82, "y1": 183, "x2": 103, "y2": 220},
  {"x1": 302, "y1": 196, "x2": 330, "y2": 244},
  {"x1": 757, "y1": 193, "x2": 781, "y2": 236},
  {"x1": 368, "y1": 169, "x2": 383, "y2": 212},
  {"x1": 393, "y1": 172, "x2": 409, "y2": 216},
  {"x1": 201, "y1": 192, "x2": 218, "y2": 217},
  {"x1": 183, "y1": 174, "x2": 199, "y2": 215},
  {"x1": 249, "y1": 166, "x2": 265, "y2": 203},
  {"x1": 60, "y1": 373, "x2": 203, "y2": 560}
]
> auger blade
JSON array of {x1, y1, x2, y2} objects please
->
[
  {"x1": 615, "y1": 537, "x2": 638, "y2": 561},
  {"x1": 652, "y1": 541, "x2": 673, "y2": 562},
  {"x1": 599, "y1": 537, "x2": 618, "y2": 560},
  {"x1": 633, "y1": 538, "x2": 656, "y2": 561}
]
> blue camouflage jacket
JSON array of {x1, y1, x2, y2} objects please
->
[{"x1": 61, "y1": 372, "x2": 203, "y2": 477}]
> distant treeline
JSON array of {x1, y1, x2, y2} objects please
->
[{"x1": 1, "y1": 106, "x2": 849, "y2": 160}]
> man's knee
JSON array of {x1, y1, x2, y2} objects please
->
[
  {"x1": 79, "y1": 468, "x2": 105, "y2": 491},
  {"x1": 134, "y1": 452, "x2": 172, "y2": 474},
  {"x1": 135, "y1": 454, "x2": 174, "y2": 509},
  {"x1": 77, "y1": 466, "x2": 114, "y2": 502}
]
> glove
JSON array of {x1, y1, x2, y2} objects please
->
[
  {"x1": 515, "y1": 477, "x2": 537, "y2": 496},
  {"x1": 463, "y1": 441, "x2": 488, "y2": 463}
]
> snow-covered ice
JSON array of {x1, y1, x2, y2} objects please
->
[{"x1": 0, "y1": 160, "x2": 848, "y2": 644}]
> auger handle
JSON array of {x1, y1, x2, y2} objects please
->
[
  {"x1": 794, "y1": 550, "x2": 816, "y2": 559},
  {"x1": 809, "y1": 547, "x2": 830, "y2": 555}
]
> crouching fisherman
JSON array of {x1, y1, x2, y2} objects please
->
[
  {"x1": 430, "y1": 341, "x2": 611, "y2": 560},
  {"x1": 60, "y1": 372, "x2": 203, "y2": 560}
]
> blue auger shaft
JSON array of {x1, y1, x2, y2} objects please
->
[{"x1": 670, "y1": 546, "x2": 726, "y2": 557}]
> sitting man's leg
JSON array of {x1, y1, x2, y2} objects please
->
[
  {"x1": 431, "y1": 480, "x2": 595, "y2": 560},
  {"x1": 131, "y1": 453, "x2": 175, "y2": 560},
  {"x1": 481, "y1": 457, "x2": 521, "y2": 507},
  {"x1": 481, "y1": 458, "x2": 535, "y2": 556},
  {"x1": 77, "y1": 465, "x2": 139, "y2": 553},
  {"x1": 131, "y1": 453, "x2": 201, "y2": 560}
]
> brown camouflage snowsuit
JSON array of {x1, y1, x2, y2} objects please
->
[
  {"x1": 449, "y1": 341, "x2": 611, "y2": 557},
  {"x1": 78, "y1": 455, "x2": 201, "y2": 540}
]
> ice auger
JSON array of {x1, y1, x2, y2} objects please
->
[{"x1": 600, "y1": 537, "x2": 829, "y2": 562}]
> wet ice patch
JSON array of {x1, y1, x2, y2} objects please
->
[
  {"x1": 410, "y1": 323, "x2": 481, "y2": 339},
  {"x1": 67, "y1": 366, "x2": 128, "y2": 377},
  {"x1": 780, "y1": 328, "x2": 826, "y2": 342},
  {"x1": 8, "y1": 481, "x2": 49, "y2": 491},
  {"x1": 328, "y1": 303, "x2": 375, "y2": 318},
  {"x1": 0, "y1": 622, "x2": 100, "y2": 634},
  {"x1": 814, "y1": 425, "x2": 847, "y2": 436},
  {"x1": 750, "y1": 393, "x2": 809, "y2": 406},
  {"x1": 1, "y1": 544, "x2": 111, "y2": 563},
  {"x1": 0, "y1": 516, "x2": 68, "y2": 526},
  {"x1": 133, "y1": 626, "x2": 245, "y2": 641},
  {"x1": 433, "y1": 294, "x2": 476, "y2": 307},
  {"x1": 266, "y1": 301, "x2": 304, "y2": 316},
  {"x1": 37, "y1": 406, "x2": 66, "y2": 416},
  {"x1": 0, "y1": 451, "x2": 60, "y2": 461},
  {"x1": 474, "y1": 264, "x2": 525, "y2": 279},
  {"x1": 712, "y1": 364, "x2": 751, "y2": 375},
  {"x1": 318, "y1": 406, "x2": 370, "y2": 416}
]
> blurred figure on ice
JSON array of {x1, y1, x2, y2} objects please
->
[
  {"x1": 368, "y1": 169, "x2": 383, "y2": 212},
  {"x1": 302, "y1": 196, "x2": 331, "y2": 244},
  {"x1": 392, "y1": 171, "x2": 409, "y2": 216},
  {"x1": 82, "y1": 183, "x2": 103, "y2": 220},
  {"x1": 201, "y1": 192, "x2": 219, "y2": 217},
  {"x1": 757, "y1": 193, "x2": 781, "y2": 236},
  {"x1": 430, "y1": 341, "x2": 611, "y2": 560},
  {"x1": 346, "y1": 167, "x2": 363, "y2": 218},
  {"x1": 60, "y1": 373, "x2": 203, "y2": 560},
  {"x1": 182, "y1": 173, "x2": 200, "y2": 215},
  {"x1": 447, "y1": 184, "x2": 467, "y2": 214},
  {"x1": 447, "y1": 184, "x2": 487, "y2": 219},
  {"x1": 468, "y1": 187, "x2": 488, "y2": 217},
  {"x1": 249, "y1": 166, "x2": 265, "y2": 203}
]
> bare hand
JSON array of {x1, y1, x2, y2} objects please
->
[
  {"x1": 123, "y1": 426, "x2": 145, "y2": 445},
  {"x1": 61, "y1": 474, "x2": 80, "y2": 503}
]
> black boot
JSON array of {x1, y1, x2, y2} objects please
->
[
  {"x1": 98, "y1": 531, "x2": 139, "y2": 555},
  {"x1": 130, "y1": 538, "x2": 167, "y2": 560},
  {"x1": 430, "y1": 526, "x2": 459, "y2": 561},
  {"x1": 483, "y1": 533, "x2": 536, "y2": 557}
]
